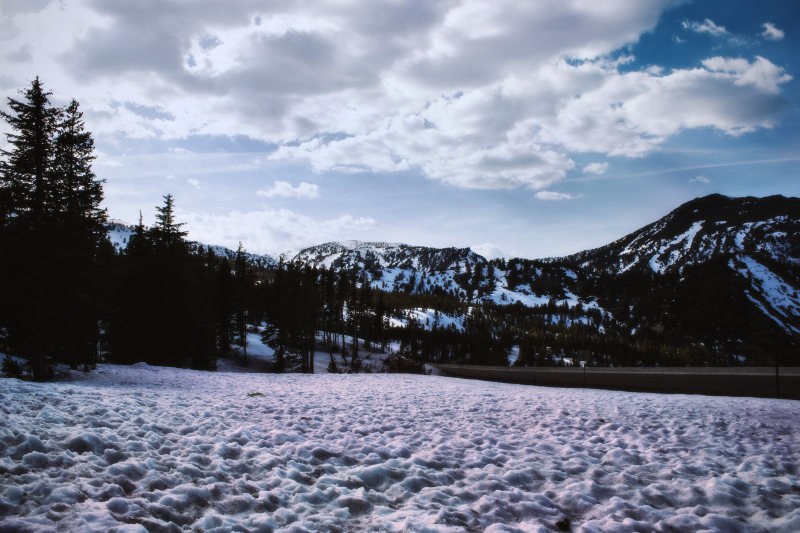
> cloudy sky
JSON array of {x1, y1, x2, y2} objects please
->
[{"x1": 1, "y1": 0, "x2": 798, "y2": 258}]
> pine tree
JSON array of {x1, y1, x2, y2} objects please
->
[
  {"x1": 215, "y1": 255, "x2": 234, "y2": 356},
  {"x1": 106, "y1": 194, "x2": 219, "y2": 370},
  {"x1": 127, "y1": 211, "x2": 149, "y2": 255},
  {"x1": 50, "y1": 99, "x2": 108, "y2": 370},
  {"x1": 234, "y1": 242, "x2": 249, "y2": 364},
  {"x1": 52, "y1": 99, "x2": 107, "y2": 235},
  {"x1": 0, "y1": 78, "x2": 107, "y2": 378},
  {"x1": 375, "y1": 293, "x2": 387, "y2": 352},
  {"x1": 152, "y1": 193, "x2": 187, "y2": 251},
  {"x1": 0, "y1": 77, "x2": 60, "y2": 225},
  {"x1": 264, "y1": 261, "x2": 288, "y2": 372},
  {"x1": 148, "y1": 194, "x2": 190, "y2": 367}
]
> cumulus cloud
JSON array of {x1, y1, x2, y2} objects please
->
[
  {"x1": 536, "y1": 191, "x2": 577, "y2": 201},
  {"x1": 690, "y1": 175, "x2": 710, "y2": 184},
  {"x1": 186, "y1": 178, "x2": 201, "y2": 188},
  {"x1": 701, "y1": 56, "x2": 792, "y2": 94},
  {"x1": 682, "y1": 18, "x2": 727, "y2": 36},
  {"x1": 760, "y1": 22, "x2": 784, "y2": 41},
  {"x1": 583, "y1": 162, "x2": 609, "y2": 175},
  {"x1": 257, "y1": 181, "x2": 320, "y2": 199},
  {"x1": 398, "y1": 0, "x2": 679, "y2": 89},
  {"x1": 2, "y1": 0, "x2": 791, "y2": 194},
  {"x1": 275, "y1": 56, "x2": 791, "y2": 185},
  {"x1": 181, "y1": 208, "x2": 376, "y2": 253}
]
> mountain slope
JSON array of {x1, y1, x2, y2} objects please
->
[
  {"x1": 289, "y1": 240, "x2": 488, "y2": 298},
  {"x1": 286, "y1": 194, "x2": 799, "y2": 361},
  {"x1": 560, "y1": 194, "x2": 800, "y2": 339},
  {"x1": 569, "y1": 194, "x2": 799, "y2": 276},
  {"x1": 106, "y1": 194, "x2": 799, "y2": 362},
  {"x1": 291, "y1": 240, "x2": 484, "y2": 275}
]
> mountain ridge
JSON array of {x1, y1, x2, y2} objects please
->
[
  {"x1": 562, "y1": 193, "x2": 799, "y2": 275},
  {"x1": 283, "y1": 194, "x2": 800, "y2": 358},
  {"x1": 105, "y1": 194, "x2": 800, "y2": 362}
]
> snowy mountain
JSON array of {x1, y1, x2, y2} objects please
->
[
  {"x1": 568, "y1": 194, "x2": 799, "y2": 276},
  {"x1": 286, "y1": 241, "x2": 586, "y2": 305},
  {"x1": 559, "y1": 194, "x2": 800, "y2": 339},
  {"x1": 291, "y1": 240, "x2": 483, "y2": 273},
  {"x1": 106, "y1": 194, "x2": 799, "y2": 360},
  {"x1": 287, "y1": 240, "x2": 487, "y2": 298},
  {"x1": 106, "y1": 220, "x2": 135, "y2": 253},
  {"x1": 283, "y1": 194, "x2": 800, "y2": 358},
  {"x1": 106, "y1": 220, "x2": 278, "y2": 269}
]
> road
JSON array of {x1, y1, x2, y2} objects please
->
[{"x1": 433, "y1": 365, "x2": 800, "y2": 399}]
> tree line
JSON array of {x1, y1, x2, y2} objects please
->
[{"x1": 3, "y1": 79, "x2": 788, "y2": 380}]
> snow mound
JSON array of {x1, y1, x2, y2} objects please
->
[{"x1": 1, "y1": 365, "x2": 798, "y2": 532}]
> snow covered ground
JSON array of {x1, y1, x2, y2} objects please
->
[
  {"x1": 1, "y1": 366, "x2": 799, "y2": 532},
  {"x1": 219, "y1": 326, "x2": 396, "y2": 375}
]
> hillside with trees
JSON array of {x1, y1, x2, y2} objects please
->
[{"x1": 2, "y1": 79, "x2": 799, "y2": 381}]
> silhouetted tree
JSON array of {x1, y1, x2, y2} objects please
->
[{"x1": 0, "y1": 79, "x2": 108, "y2": 378}]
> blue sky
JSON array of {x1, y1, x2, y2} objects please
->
[{"x1": 1, "y1": 0, "x2": 798, "y2": 258}]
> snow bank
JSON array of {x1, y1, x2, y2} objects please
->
[{"x1": 1, "y1": 366, "x2": 798, "y2": 532}]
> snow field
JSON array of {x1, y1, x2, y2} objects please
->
[
  {"x1": 730, "y1": 255, "x2": 800, "y2": 335},
  {"x1": 1, "y1": 366, "x2": 799, "y2": 532}
]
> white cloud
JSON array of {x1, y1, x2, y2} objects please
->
[
  {"x1": 187, "y1": 178, "x2": 201, "y2": 188},
  {"x1": 760, "y1": 22, "x2": 784, "y2": 41},
  {"x1": 1, "y1": 0, "x2": 790, "y2": 195},
  {"x1": 682, "y1": 18, "x2": 727, "y2": 36},
  {"x1": 681, "y1": 18, "x2": 752, "y2": 46},
  {"x1": 181, "y1": 208, "x2": 376, "y2": 254},
  {"x1": 702, "y1": 56, "x2": 792, "y2": 94},
  {"x1": 690, "y1": 175, "x2": 710, "y2": 184},
  {"x1": 583, "y1": 162, "x2": 609, "y2": 175},
  {"x1": 536, "y1": 191, "x2": 577, "y2": 201},
  {"x1": 256, "y1": 181, "x2": 320, "y2": 199},
  {"x1": 275, "y1": 56, "x2": 791, "y2": 185}
]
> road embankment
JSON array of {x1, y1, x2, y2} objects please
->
[{"x1": 432, "y1": 365, "x2": 800, "y2": 399}]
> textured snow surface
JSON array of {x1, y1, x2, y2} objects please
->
[
  {"x1": 738, "y1": 257, "x2": 800, "y2": 317},
  {"x1": 647, "y1": 221, "x2": 705, "y2": 274},
  {"x1": 1, "y1": 367, "x2": 799, "y2": 533}
]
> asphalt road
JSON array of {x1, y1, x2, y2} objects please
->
[{"x1": 432, "y1": 365, "x2": 800, "y2": 400}]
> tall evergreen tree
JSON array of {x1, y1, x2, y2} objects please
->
[
  {"x1": 0, "y1": 78, "x2": 108, "y2": 378},
  {"x1": 234, "y1": 242, "x2": 250, "y2": 364},
  {"x1": 152, "y1": 193, "x2": 187, "y2": 251},
  {"x1": 50, "y1": 99, "x2": 109, "y2": 370},
  {"x1": 52, "y1": 99, "x2": 106, "y2": 234},
  {"x1": 127, "y1": 211, "x2": 149, "y2": 255},
  {"x1": 215, "y1": 255, "x2": 234, "y2": 356},
  {"x1": 0, "y1": 77, "x2": 60, "y2": 225},
  {"x1": 106, "y1": 194, "x2": 217, "y2": 370}
]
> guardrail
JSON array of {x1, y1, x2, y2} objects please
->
[{"x1": 432, "y1": 364, "x2": 800, "y2": 399}]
